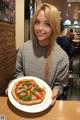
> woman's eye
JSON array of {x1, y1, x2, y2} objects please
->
[
  {"x1": 45, "y1": 23, "x2": 50, "y2": 26},
  {"x1": 35, "y1": 20, "x2": 39, "y2": 25}
]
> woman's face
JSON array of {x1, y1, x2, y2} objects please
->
[{"x1": 34, "y1": 10, "x2": 53, "y2": 46}]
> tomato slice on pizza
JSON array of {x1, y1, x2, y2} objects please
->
[{"x1": 12, "y1": 79, "x2": 46, "y2": 105}]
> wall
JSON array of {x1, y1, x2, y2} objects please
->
[
  {"x1": 15, "y1": 0, "x2": 24, "y2": 49},
  {"x1": 15, "y1": 0, "x2": 42, "y2": 48},
  {"x1": 0, "y1": 21, "x2": 16, "y2": 95},
  {"x1": 0, "y1": 0, "x2": 24, "y2": 96}
]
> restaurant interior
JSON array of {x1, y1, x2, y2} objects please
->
[
  {"x1": 0, "y1": 0, "x2": 80, "y2": 119},
  {"x1": 23, "y1": 0, "x2": 80, "y2": 101}
]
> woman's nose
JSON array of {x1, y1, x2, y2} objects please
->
[{"x1": 38, "y1": 24, "x2": 44, "y2": 30}]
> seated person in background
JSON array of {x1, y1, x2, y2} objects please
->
[
  {"x1": 6, "y1": 3, "x2": 69, "y2": 105},
  {"x1": 57, "y1": 21, "x2": 74, "y2": 57},
  {"x1": 68, "y1": 29, "x2": 79, "y2": 47},
  {"x1": 68, "y1": 29, "x2": 75, "y2": 42}
]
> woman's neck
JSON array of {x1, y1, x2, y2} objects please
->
[{"x1": 38, "y1": 40, "x2": 50, "y2": 47}]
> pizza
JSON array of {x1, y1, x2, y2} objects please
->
[{"x1": 12, "y1": 79, "x2": 46, "y2": 105}]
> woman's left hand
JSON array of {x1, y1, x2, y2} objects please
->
[{"x1": 51, "y1": 87, "x2": 60, "y2": 106}]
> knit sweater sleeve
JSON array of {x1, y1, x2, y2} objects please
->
[
  {"x1": 15, "y1": 48, "x2": 24, "y2": 78},
  {"x1": 53, "y1": 52, "x2": 69, "y2": 95}
]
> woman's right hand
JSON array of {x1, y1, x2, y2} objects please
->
[
  {"x1": 5, "y1": 84, "x2": 9, "y2": 95},
  {"x1": 5, "y1": 80, "x2": 13, "y2": 95}
]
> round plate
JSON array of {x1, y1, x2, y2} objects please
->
[{"x1": 8, "y1": 76, "x2": 52, "y2": 113}]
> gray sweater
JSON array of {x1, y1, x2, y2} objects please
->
[{"x1": 15, "y1": 40, "x2": 69, "y2": 94}]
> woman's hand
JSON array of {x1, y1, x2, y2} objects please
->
[
  {"x1": 51, "y1": 87, "x2": 60, "y2": 106},
  {"x1": 5, "y1": 84, "x2": 9, "y2": 95},
  {"x1": 5, "y1": 80, "x2": 13, "y2": 95}
]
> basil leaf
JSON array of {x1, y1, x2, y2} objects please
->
[
  {"x1": 23, "y1": 81, "x2": 32, "y2": 86},
  {"x1": 23, "y1": 89, "x2": 28, "y2": 93},
  {"x1": 20, "y1": 95, "x2": 32, "y2": 101},
  {"x1": 18, "y1": 86, "x2": 25, "y2": 89},
  {"x1": 32, "y1": 91, "x2": 36, "y2": 95},
  {"x1": 33, "y1": 87, "x2": 41, "y2": 92},
  {"x1": 19, "y1": 95, "x2": 25, "y2": 99}
]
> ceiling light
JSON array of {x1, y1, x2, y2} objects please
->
[
  {"x1": 74, "y1": 20, "x2": 78, "y2": 25},
  {"x1": 64, "y1": 19, "x2": 71, "y2": 25},
  {"x1": 59, "y1": 11, "x2": 61, "y2": 14},
  {"x1": 67, "y1": 0, "x2": 80, "y2": 2},
  {"x1": 68, "y1": 3, "x2": 71, "y2": 7},
  {"x1": 77, "y1": 11, "x2": 80, "y2": 13}
]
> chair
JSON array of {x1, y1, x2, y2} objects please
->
[
  {"x1": 59, "y1": 71, "x2": 74, "y2": 100},
  {"x1": 68, "y1": 71, "x2": 74, "y2": 95}
]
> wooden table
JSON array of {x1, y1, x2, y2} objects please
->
[{"x1": 0, "y1": 97, "x2": 80, "y2": 120}]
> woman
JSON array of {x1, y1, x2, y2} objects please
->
[{"x1": 7, "y1": 3, "x2": 69, "y2": 105}]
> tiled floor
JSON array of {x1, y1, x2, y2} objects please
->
[{"x1": 67, "y1": 56, "x2": 80, "y2": 101}]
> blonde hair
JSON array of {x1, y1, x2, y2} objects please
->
[
  {"x1": 31, "y1": 3, "x2": 61, "y2": 41},
  {"x1": 31, "y1": 3, "x2": 61, "y2": 81}
]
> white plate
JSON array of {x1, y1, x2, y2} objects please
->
[{"x1": 8, "y1": 76, "x2": 52, "y2": 113}]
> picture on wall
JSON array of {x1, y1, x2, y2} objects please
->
[{"x1": 0, "y1": 0, "x2": 15, "y2": 23}]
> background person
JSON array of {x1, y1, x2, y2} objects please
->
[{"x1": 57, "y1": 21, "x2": 74, "y2": 57}]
